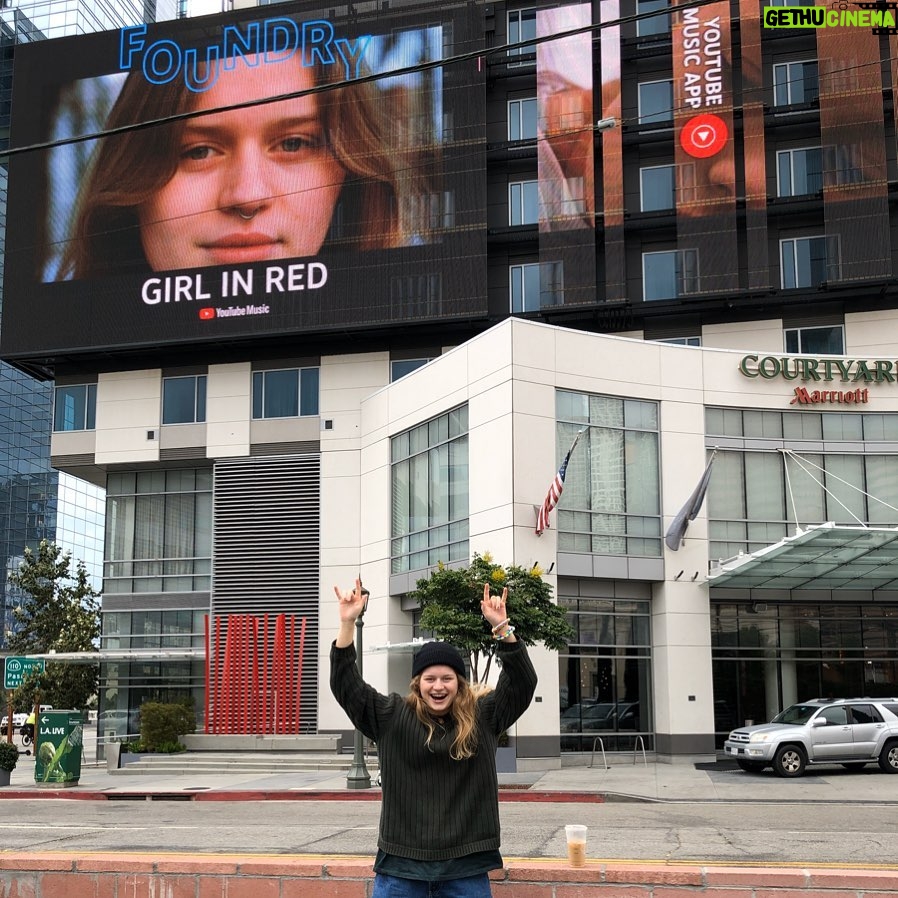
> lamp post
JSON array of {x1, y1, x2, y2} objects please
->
[{"x1": 346, "y1": 584, "x2": 371, "y2": 789}]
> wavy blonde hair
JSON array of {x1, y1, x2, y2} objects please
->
[{"x1": 406, "y1": 677, "x2": 494, "y2": 760}]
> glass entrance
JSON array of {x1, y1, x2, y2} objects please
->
[{"x1": 711, "y1": 602, "x2": 898, "y2": 747}]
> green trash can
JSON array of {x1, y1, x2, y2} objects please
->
[{"x1": 34, "y1": 710, "x2": 84, "y2": 785}]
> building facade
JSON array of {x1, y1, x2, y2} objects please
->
[
  {"x1": 2, "y1": 0, "x2": 897, "y2": 758},
  {"x1": 0, "y1": 0, "x2": 180, "y2": 645}
]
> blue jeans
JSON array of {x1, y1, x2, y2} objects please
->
[{"x1": 372, "y1": 872, "x2": 492, "y2": 898}]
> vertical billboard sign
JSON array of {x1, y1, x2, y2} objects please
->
[
  {"x1": 600, "y1": 0, "x2": 626, "y2": 302},
  {"x1": 1, "y1": 1, "x2": 487, "y2": 364},
  {"x1": 818, "y1": 26, "x2": 890, "y2": 282},
  {"x1": 672, "y1": 0, "x2": 738, "y2": 296},
  {"x1": 537, "y1": 3, "x2": 596, "y2": 308}
]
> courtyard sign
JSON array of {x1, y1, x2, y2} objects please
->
[{"x1": 737, "y1": 355, "x2": 898, "y2": 406}]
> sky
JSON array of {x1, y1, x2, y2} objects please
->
[{"x1": 188, "y1": 0, "x2": 225, "y2": 17}]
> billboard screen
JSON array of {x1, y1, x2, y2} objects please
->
[{"x1": 2, "y1": 1, "x2": 487, "y2": 364}]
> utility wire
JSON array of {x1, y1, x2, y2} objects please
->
[
  {"x1": 0, "y1": 0, "x2": 815, "y2": 160},
  {"x1": 9, "y1": 1, "x2": 898, "y2": 262}
]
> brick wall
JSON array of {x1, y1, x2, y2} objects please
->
[{"x1": 1, "y1": 854, "x2": 897, "y2": 897}]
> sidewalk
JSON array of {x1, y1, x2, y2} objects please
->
[{"x1": 3, "y1": 751, "x2": 897, "y2": 803}]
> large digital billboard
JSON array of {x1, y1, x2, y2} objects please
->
[{"x1": 2, "y1": 0, "x2": 487, "y2": 366}]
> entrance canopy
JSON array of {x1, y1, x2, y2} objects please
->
[
  {"x1": 16, "y1": 649, "x2": 202, "y2": 664},
  {"x1": 707, "y1": 523, "x2": 898, "y2": 590}
]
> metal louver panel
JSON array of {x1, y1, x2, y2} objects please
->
[
  {"x1": 160, "y1": 447, "x2": 206, "y2": 460},
  {"x1": 213, "y1": 454, "x2": 320, "y2": 732}
]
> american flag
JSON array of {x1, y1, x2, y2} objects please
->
[{"x1": 535, "y1": 431, "x2": 583, "y2": 536}]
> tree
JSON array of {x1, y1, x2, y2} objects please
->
[
  {"x1": 412, "y1": 552, "x2": 574, "y2": 683},
  {"x1": 7, "y1": 540, "x2": 101, "y2": 712}
]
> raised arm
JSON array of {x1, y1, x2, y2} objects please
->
[
  {"x1": 330, "y1": 579, "x2": 395, "y2": 741},
  {"x1": 333, "y1": 579, "x2": 368, "y2": 648},
  {"x1": 480, "y1": 583, "x2": 537, "y2": 733}
]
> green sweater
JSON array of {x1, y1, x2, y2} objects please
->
[{"x1": 330, "y1": 640, "x2": 537, "y2": 861}]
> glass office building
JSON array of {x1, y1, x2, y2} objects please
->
[{"x1": 0, "y1": 0, "x2": 178, "y2": 646}]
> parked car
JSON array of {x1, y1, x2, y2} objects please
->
[
  {"x1": 97, "y1": 709, "x2": 141, "y2": 737},
  {"x1": 0, "y1": 712, "x2": 27, "y2": 735},
  {"x1": 724, "y1": 698, "x2": 898, "y2": 777},
  {"x1": 560, "y1": 702, "x2": 640, "y2": 733},
  {"x1": 559, "y1": 702, "x2": 615, "y2": 733}
]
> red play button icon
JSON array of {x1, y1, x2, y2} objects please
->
[{"x1": 680, "y1": 113, "x2": 728, "y2": 158}]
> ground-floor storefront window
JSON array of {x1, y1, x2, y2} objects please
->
[
  {"x1": 711, "y1": 601, "x2": 898, "y2": 748},
  {"x1": 558, "y1": 588, "x2": 653, "y2": 752},
  {"x1": 98, "y1": 608, "x2": 207, "y2": 753}
]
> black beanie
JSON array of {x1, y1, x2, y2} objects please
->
[{"x1": 412, "y1": 641, "x2": 466, "y2": 679}]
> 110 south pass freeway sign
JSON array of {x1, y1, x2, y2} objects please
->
[{"x1": 3, "y1": 657, "x2": 45, "y2": 690}]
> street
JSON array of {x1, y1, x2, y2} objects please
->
[{"x1": 0, "y1": 798, "x2": 895, "y2": 866}]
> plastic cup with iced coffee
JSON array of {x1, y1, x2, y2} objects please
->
[{"x1": 565, "y1": 824, "x2": 587, "y2": 866}]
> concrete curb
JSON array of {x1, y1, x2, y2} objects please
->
[
  {"x1": 2, "y1": 851, "x2": 897, "y2": 897},
  {"x1": 0, "y1": 787, "x2": 608, "y2": 802}
]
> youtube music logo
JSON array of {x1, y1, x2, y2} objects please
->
[
  {"x1": 680, "y1": 113, "x2": 728, "y2": 159},
  {"x1": 199, "y1": 308, "x2": 216, "y2": 320}
]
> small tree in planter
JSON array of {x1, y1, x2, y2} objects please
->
[{"x1": 0, "y1": 741, "x2": 20, "y2": 786}]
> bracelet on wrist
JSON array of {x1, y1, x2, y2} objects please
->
[
  {"x1": 491, "y1": 618, "x2": 509, "y2": 634},
  {"x1": 492, "y1": 624, "x2": 515, "y2": 641}
]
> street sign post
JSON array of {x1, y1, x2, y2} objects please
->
[
  {"x1": 3, "y1": 657, "x2": 45, "y2": 690},
  {"x1": 34, "y1": 710, "x2": 83, "y2": 785}
]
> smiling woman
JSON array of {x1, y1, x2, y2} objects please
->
[{"x1": 330, "y1": 581, "x2": 537, "y2": 898}]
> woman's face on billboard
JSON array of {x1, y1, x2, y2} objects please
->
[{"x1": 138, "y1": 58, "x2": 345, "y2": 270}]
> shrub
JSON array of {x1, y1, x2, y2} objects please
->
[
  {"x1": 138, "y1": 700, "x2": 194, "y2": 752},
  {"x1": 0, "y1": 741, "x2": 20, "y2": 772}
]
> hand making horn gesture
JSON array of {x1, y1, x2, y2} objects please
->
[
  {"x1": 334, "y1": 578, "x2": 369, "y2": 624},
  {"x1": 480, "y1": 582, "x2": 507, "y2": 628}
]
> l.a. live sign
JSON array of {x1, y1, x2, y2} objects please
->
[{"x1": 3, "y1": 656, "x2": 45, "y2": 689}]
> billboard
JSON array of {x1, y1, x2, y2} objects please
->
[
  {"x1": 2, "y1": 0, "x2": 487, "y2": 365},
  {"x1": 672, "y1": 0, "x2": 739, "y2": 296}
]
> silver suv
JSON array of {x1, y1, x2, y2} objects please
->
[{"x1": 724, "y1": 698, "x2": 898, "y2": 777}]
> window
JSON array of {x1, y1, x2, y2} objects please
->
[
  {"x1": 559, "y1": 590, "x2": 653, "y2": 753},
  {"x1": 780, "y1": 236, "x2": 837, "y2": 288},
  {"x1": 777, "y1": 147, "x2": 822, "y2": 197},
  {"x1": 642, "y1": 249, "x2": 699, "y2": 300},
  {"x1": 507, "y1": 8, "x2": 537, "y2": 66},
  {"x1": 773, "y1": 60, "x2": 819, "y2": 106},
  {"x1": 162, "y1": 375, "x2": 206, "y2": 425},
  {"x1": 657, "y1": 336, "x2": 701, "y2": 347},
  {"x1": 391, "y1": 273, "x2": 443, "y2": 318},
  {"x1": 636, "y1": 0, "x2": 670, "y2": 35},
  {"x1": 54, "y1": 383, "x2": 96, "y2": 432},
  {"x1": 391, "y1": 406, "x2": 469, "y2": 574},
  {"x1": 637, "y1": 80, "x2": 673, "y2": 124},
  {"x1": 784, "y1": 325, "x2": 844, "y2": 354},
  {"x1": 508, "y1": 97, "x2": 538, "y2": 141},
  {"x1": 104, "y1": 468, "x2": 213, "y2": 594},
  {"x1": 555, "y1": 391, "x2": 662, "y2": 558},
  {"x1": 639, "y1": 165, "x2": 676, "y2": 211},
  {"x1": 509, "y1": 180, "x2": 539, "y2": 225},
  {"x1": 510, "y1": 261, "x2": 564, "y2": 312},
  {"x1": 251, "y1": 368, "x2": 319, "y2": 419},
  {"x1": 391, "y1": 359, "x2": 432, "y2": 381},
  {"x1": 706, "y1": 407, "x2": 898, "y2": 558}
]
